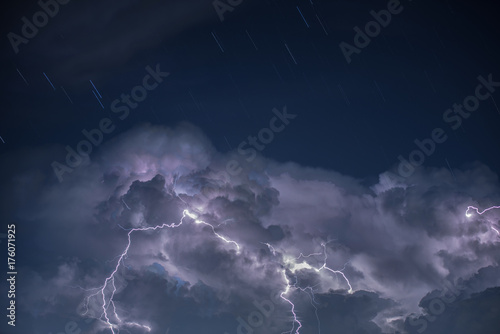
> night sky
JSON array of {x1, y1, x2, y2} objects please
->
[{"x1": 1, "y1": 0, "x2": 500, "y2": 333}]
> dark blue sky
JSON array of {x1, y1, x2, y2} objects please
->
[{"x1": 1, "y1": 0, "x2": 499, "y2": 179}]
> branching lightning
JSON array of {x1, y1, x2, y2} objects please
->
[
  {"x1": 465, "y1": 205, "x2": 500, "y2": 236},
  {"x1": 274, "y1": 241, "x2": 353, "y2": 334},
  {"x1": 295, "y1": 282, "x2": 321, "y2": 334},
  {"x1": 253, "y1": 204, "x2": 499, "y2": 333},
  {"x1": 84, "y1": 209, "x2": 240, "y2": 333},
  {"x1": 280, "y1": 270, "x2": 302, "y2": 334},
  {"x1": 85, "y1": 182, "x2": 351, "y2": 334},
  {"x1": 185, "y1": 211, "x2": 240, "y2": 252},
  {"x1": 289, "y1": 242, "x2": 353, "y2": 293}
]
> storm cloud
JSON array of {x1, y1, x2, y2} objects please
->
[{"x1": 1, "y1": 123, "x2": 499, "y2": 334}]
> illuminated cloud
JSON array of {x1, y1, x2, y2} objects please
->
[{"x1": 2, "y1": 123, "x2": 499, "y2": 333}]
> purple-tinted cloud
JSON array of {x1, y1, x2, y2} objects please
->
[{"x1": 1, "y1": 123, "x2": 499, "y2": 333}]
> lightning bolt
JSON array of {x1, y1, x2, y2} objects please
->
[
  {"x1": 84, "y1": 209, "x2": 240, "y2": 333},
  {"x1": 465, "y1": 205, "x2": 500, "y2": 236},
  {"x1": 465, "y1": 205, "x2": 500, "y2": 217},
  {"x1": 315, "y1": 243, "x2": 353, "y2": 293},
  {"x1": 273, "y1": 241, "x2": 353, "y2": 334},
  {"x1": 289, "y1": 243, "x2": 353, "y2": 293},
  {"x1": 280, "y1": 269, "x2": 302, "y2": 334},
  {"x1": 294, "y1": 281, "x2": 321, "y2": 334},
  {"x1": 185, "y1": 211, "x2": 240, "y2": 252},
  {"x1": 282, "y1": 275, "x2": 322, "y2": 334},
  {"x1": 261, "y1": 242, "x2": 277, "y2": 256}
]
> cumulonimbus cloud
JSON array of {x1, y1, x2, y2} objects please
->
[{"x1": 2, "y1": 123, "x2": 499, "y2": 334}]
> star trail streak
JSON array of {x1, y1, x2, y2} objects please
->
[
  {"x1": 296, "y1": 6, "x2": 309, "y2": 28},
  {"x1": 285, "y1": 43, "x2": 298, "y2": 65},
  {"x1": 92, "y1": 90, "x2": 105, "y2": 109},
  {"x1": 60, "y1": 86, "x2": 73, "y2": 104},
  {"x1": 16, "y1": 68, "x2": 28, "y2": 86},
  {"x1": 43, "y1": 72, "x2": 56, "y2": 90},
  {"x1": 90, "y1": 80, "x2": 102, "y2": 98},
  {"x1": 211, "y1": 31, "x2": 225, "y2": 53},
  {"x1": 245, "y1": 29, "x2": 258, "y2": 50}
]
